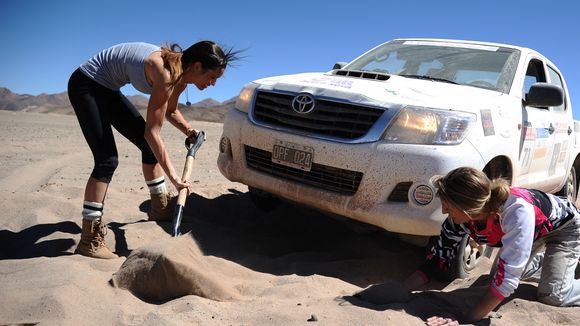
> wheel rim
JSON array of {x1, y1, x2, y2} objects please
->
[
  {"x1": 566, "y1": 169, "x2": 576, "y2": 202},
  {"x1": 463, "y1": 238, "x2": 486, "y2": 271}
]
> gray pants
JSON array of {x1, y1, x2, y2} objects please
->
[{"x1": 519, "y1": 215, "x2": 580, "y2": 306}]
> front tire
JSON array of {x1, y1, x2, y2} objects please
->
[
  {"x1": 450, "y1": 235, "x2": 492, "y2": 279},
  {"x1": 556, "y1": 166, "x2": 577, "y2": 203}
]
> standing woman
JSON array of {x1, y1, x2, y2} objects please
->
[
  {"x1": 68, "y1": 41, "x2": 239, "y2": 259},
  {"x1": 403, "y1": 167, "x2": 580, "y2": 325}
]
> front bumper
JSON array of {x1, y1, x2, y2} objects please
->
[{"x1": 218, "y1": 109, "x2": 485, "y2": 236}]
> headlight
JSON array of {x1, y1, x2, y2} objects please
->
[
  {"x1": 383, "y1": 106, "x2": 476, "y2": 145},
  {"x1": 235, "y1": 83, "x2": 258, "y2": 113}
]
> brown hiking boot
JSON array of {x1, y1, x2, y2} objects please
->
[
  {"x1": 149, "y1": 192, "x2": 176, "y2": 221},
  {"x1": 74, "y1": 219, "x2": 118, "y2": 259}
]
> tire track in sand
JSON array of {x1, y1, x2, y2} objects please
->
[{"x1": 0, "y1": 150, "x2": 88, "y2": 194}]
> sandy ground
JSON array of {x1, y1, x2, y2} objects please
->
[{"x1": 1, "y1": 110, "x2": 579, "y2": 325}]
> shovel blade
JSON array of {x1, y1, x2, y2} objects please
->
[{"x1": 171, "y1": 205, "x2": 184, "y2": 237}]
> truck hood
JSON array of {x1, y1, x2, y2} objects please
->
[{"x1": 253, "y1": 72, "x2": 506, "y2": 112}]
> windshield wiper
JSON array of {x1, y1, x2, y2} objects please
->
[{"x1": 399, "y1": 74, "x2": 458, "y2": 85}]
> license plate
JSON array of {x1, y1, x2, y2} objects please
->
[{"x1": 272, "y1": 140, "x2": 314, "y2": 171}]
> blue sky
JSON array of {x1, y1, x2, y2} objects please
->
[{"x1": 1, "y1": 0, "x2": 579, "y2": 116}]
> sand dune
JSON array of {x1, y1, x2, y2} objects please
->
[{"x1": 1, "y1": 110, "x2": 579, "y2": 325}]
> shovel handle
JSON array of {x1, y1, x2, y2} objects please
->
[
  {"x1": 176, "y1": 155, "x2": 194, "y2": 206},
  {"x1": 177, "y1": 130, "x2": 205, "y2": 205},
  {"x1": 171, "y1": 130, "x2": 205, "y2": 237}
]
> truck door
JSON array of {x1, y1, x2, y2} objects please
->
[
  {"x1": 545, "y1": 64, "x2": 572, "y2": 191},
  {"x1": 517, "y1": 58, "x2": 558, "y2": 189}
]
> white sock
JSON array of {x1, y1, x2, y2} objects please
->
[
  {"x1": 82, "y1": 201, "x2": 103, "y2": 221},
  {"x1": 146, "y1": 176, "x2": 167, "y2": 194}
]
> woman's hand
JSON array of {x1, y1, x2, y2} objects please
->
[
  {"x1": 187, "y1": 127, "x2": 206, "y2": 140},
  {"x1": 185, "y1": 128, "x2": 200, "y2": 146},
  {"x1": 403, "y1": 270, "x2": 430, "y2": 292},
  {"x1": 170, "y1": 176, "x2": 193, "y2": 194},
  {"x1": 426, "y1": 316, "x2": 459, "y2": 326},
  {"x1": 186, "y1": 128, "x2": 199, "y2": 138}
]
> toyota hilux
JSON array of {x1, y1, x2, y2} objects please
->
[{"x1": 217, "y1": 38, "x2": 579, "y2": 277}]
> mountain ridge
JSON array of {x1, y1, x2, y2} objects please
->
[{"x1": 0, "y1": 87, "x2": 236, "y2": 123}]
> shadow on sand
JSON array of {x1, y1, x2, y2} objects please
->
[
  {"x1": 341, "y1": 274, "x2": 498, "y2": 325},
  {"x1": 1, "y1": 189, "x2": 426, "y2": 289},
  {"x1": 341, "y1": 272, "x2": 555, "y2": 325},
  {"x1": 0, "y1": 221, "x2": 80, "y2": 259},
  {"x1": 135, "y1": 188, "x2": 425, "y2": 288}
]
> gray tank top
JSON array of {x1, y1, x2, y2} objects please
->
[{"x1": 79, "y1": 42, "x2": 160, "y2": 94}]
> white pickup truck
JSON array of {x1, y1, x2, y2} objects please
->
[{"x1": 217, "y1": 38, "x2": 579, "y2": 276}]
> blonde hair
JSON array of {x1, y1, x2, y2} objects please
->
[{"x1": 434, "y1": 167, "x2": 510, "y2": 217}]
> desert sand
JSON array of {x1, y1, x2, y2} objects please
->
[{"x1": 1, "y1": 110, "x2": 579, "y2": 325}]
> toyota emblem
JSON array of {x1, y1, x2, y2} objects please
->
[{"x1": 291, "y1": 94, "x2": 315, "y2": 114}]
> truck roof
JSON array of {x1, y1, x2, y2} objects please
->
[{"x1": 391, "y1": 38, "x2": 537, "y2": 55}]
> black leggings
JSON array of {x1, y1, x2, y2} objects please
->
[{"x1": 67, "y1": 69, "x2": 157, "y2": 183}]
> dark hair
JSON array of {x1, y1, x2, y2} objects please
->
[
  {"x1": 181, "y1": 40, "x2": 240, "y2": 71},
  {"x1": 160, "y1": 40, "x2": 241, "y2": 86}
]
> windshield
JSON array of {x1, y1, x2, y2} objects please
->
[{"x1": 344, "y1": 40, "x2": 520, "y2": 93}]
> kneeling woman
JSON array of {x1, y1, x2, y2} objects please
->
[{"x1": 404, "y1": 167, "x2": 580, "y2": 324}]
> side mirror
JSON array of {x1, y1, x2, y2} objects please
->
[
  {"x1": 525, "y1": 83, "x2": 564, "y2": 108},
  {"x1": 333, "y1": 62, "x2": 348, "y2": 70}
]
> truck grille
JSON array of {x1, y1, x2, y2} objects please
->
[
  {"x1": 245, "y1": 146, "x2": 363, "y2": 195},
  {"x1": 252, "y1": 91, "x2": 384, "y2": 139}
]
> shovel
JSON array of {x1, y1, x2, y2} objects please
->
[{"x1": 171, "y1": 131, "x2": 205, "y2": 237}]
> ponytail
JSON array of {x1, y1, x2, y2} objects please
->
[
  {"x1": 485, "y1": 178, "x2": 510, "y2": 213},
  {"x1": 160, "y1": 43, "x2": 184, "y2": 87}
]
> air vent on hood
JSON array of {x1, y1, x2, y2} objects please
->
[{"x1": 334, "y1": 69, "x2": 390, "y2": 81}]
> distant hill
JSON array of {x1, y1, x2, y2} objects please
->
[
  {"x1": 0, "y1": 87, "x2": 236, "y2": 123},
  {"x1": 180, "y1": 96, "x2": 238, "y2": 123},
  {"x1": 0, "y1": 87, "x2": 71, "y2": 113}
]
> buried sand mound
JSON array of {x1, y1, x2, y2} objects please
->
[{"x1": 111, "y1": 233, "x2": 238, "y2": 302}]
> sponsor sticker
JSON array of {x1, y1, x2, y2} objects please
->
[{"x1": 481, "y1": 110, "x2": 495, "y2": 136}]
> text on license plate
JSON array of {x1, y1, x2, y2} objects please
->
[{"x1": 272, "y1": 141, "x2": 314, "y2": 171}]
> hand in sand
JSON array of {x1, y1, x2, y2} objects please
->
[{"x1": 425, "y1": 315, "x2": 459, "y2": 326}]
